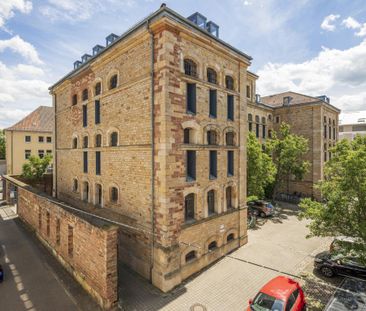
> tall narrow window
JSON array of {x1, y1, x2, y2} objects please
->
[
  {"x1": 207, "y1": 130, "x2": 217, "y2": 145},
  {"x1": 209, "y1": 89, "x2": 217, "y2": 118},
  {"x1": 72, "y1": 94, "x2": 77, "y2": 106},
  {"x1": 68, "y1": 225, "x2": 73, "y2": 257},
  {"x1": 184, "y1": 59, "x2": 197, "y2": 77},
  {"x1": 226, "y1": 186, "x2": 233, "y2": 209},
  {"x1": 256, "y1": 124, "x2": 260, "y2": 138},
  {"x1": 82, "y1": 88, "x2": 88, "y2": 101},
  {"x1": 83, "y1": 151, "x2": 88, "y2": 173},
  {"x1": 95, "y1": 134, "x2": 102, "y2": 147},
  {"x1": 25, "y1": 150, "x2": 31, "y2": 159},
  {"x1": 226, "y1": 132, "x2": 234, "y2": 146},
  {"x1": 186, "y1": 150, "x2": 196, "y2": 181},
  {"x1": 96, "y1": 184, "x2": 102, "y2": 207},
  {"x1": 329, "y1": 126, "x2": 331, "y2": 139},
  {"x1": 82, "y1": 105, "x2": 87, "y2": 127},
  {"x1": 95, "y1": 82, "x2": 101, "y2": 96},
  {"x1": 209, "y1": 150, "x2": 217, "y2": 179},
  {"x1": 207, "y1": 68, "x2": 217, "y2": 84},
  {"x1": 246, "y1": 85, "x2": 251, "y2": 99},
  {"x1": 83, "y1": 136, "x2": 88, "y2": 148},
  {"x1": 262, "y1": 125, "x2": 266, "y2": 138},
  {"x1": 46, "y1": 211, "x2": 50, "y2": 237},
  {"x1": 227, "y1": 151, "x2": 234, "y2": 176},
  {"x1": 186, "y1": 83, "x2": 196, "y2": 114},
  {"x1": 110, "y1": 74, "x2": 118, "y2": 89},
  {"x1": 56, "y1": 218, "x2": 60, "y2": 245},
  {"x1": 207, "y1": 190, "x2": 215, "y2": 215},
  {"x1": 83, "y1": 182, "x2": 89, "y2": 202},
  {"x1": 110, "y1": 132, "x2": 118, "y2": 146},
  {"x1": 225, "y1": 76, "x2": 234, "y2": 90},
  {"x1": 184, "y1": 194, "x2": 195, "y2": 222},
  {"x1": 38, "y1": 209, "x2": 42, "y2": 229},
  {"x1": 73, "y1": 137, "x2": 78, "y2": 149},
  {"x1": 184, "y1": 128, "x2": 191, "y2": 144},
  {"x1": 268, "y1": 130, "x2": 272, "y2": 139},
  {"x1": 324, "y1": 125, "x2": 327, "y2": 139},
  {"x1": 248, "y1": 114, "x2": 253, "y2": 132},
  {"x1": 110, "y1": 187, "x2": 118, "y2": 202},
  {"x1": 73, "y1": 179, "x2": 78, "y2": 192},
  {"x1": 95, "y1": 100, "x2": 100, "y2": 124},
  {"x1": 227, "y1": 94, "x2": 234, "y2": 121},
  {"x1": 333, "y1": 127, "x2": 336, "y2": 140},
  {"x1": 96, "y1": 151, "x2": 101, "y2": 175}
]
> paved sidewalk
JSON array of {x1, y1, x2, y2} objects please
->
[
  {"x1": 119, "y1": 203, "x2": 331, "y2": 311},
  {"x1": 0, "y1": 205, "x2": 101, "y2": 311}
]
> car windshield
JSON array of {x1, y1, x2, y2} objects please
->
[{"x1": 251, "y1": 292, "x2": 285, "y2": 311}]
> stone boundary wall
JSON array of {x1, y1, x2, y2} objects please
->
[{"x1": 3, "y1": 176, "x2": 118, "y2": 310}]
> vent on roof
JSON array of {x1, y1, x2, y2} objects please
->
[
  {"x1": 106, "y1": 33, "x2": 119, "y2": 46},
  {"x1": 188, "y1": 12, "x2": 220, "y2": 38},
  {"x1": 316, "y1": 95, "x2": 330, "y2": 104},
  {"x1": 283, "y1": 96, "x2": 292, "y2": 106},
  {"x1": 255, "y1": 94, "x2": 261, "y2": 104},
  {"x1": 93, "y1": 45, "x2": 104, "y2": 56},
  {"x1": 74, "y1": 60, "x2": 82, "y2": 69},
  {"x1": 81, "y1": 54, "x2": 92, "y2": 63}
]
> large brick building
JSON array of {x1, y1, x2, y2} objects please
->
[
  {"x1": 50, "y1": 5, "x2": 250, "y2": 291},
  {"x1": 247, "y1": 70, "x2": 340, "y2": 199}
]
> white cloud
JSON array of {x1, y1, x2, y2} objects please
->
[
  {"x1": 0, "y1": 0, "x2": 32, "y2": 29},
  {"x1": 0, "y1": 35, "x2": 42, "y2": 65},
  {"x1": 257, "y1": 39, "x2": 366, "y2": 117},
  {"x1": 341, "y1": 16, "x2": 366, "y2": 37},
  {"x1": 321, "y1": 14, "x2": 340, "y2": 32},
  {"x1": 40, "y1": 0, "x2": 135, "y2": 22}
]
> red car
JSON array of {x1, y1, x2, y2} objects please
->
[{"x1": 247, "y1": 276, "x2": 306, "y2": 311}]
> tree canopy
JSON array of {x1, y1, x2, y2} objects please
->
[
  {"x1": 299, "y1": 136, "x2": 366, "y2": 256},
  {"x1": 266, "y1": 123, "x2": 309, "y2": 198},
  {"x1": 247, "y1": 131, "x2": 276, "y2": 199},
  {"x1": 22, "y1": 154, "x2": 52, "y2": 180},
  {"x1": 0, "y1": 129, "x2": 5, "y2": 160}
]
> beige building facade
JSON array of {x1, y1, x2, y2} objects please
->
[
  {"x1": 5, "y1": 106, "x2": 53, "y2": 175},
  {"x1": 339, "y1": 120, "x2": 366, "y2": 141},
  {"x1": 50, "y1": 6, "x2": 250, "y2": 292},
  {"x1": 246, "y1": 73, "x2": 340, "y2": 199}
]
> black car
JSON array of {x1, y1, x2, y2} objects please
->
[{"x1": 314, "y1": 251, "x2": 366, "y2": 278}]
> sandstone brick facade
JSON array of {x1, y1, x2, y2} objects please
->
[
  {"x1": 50, "y1": 6, "x2": 251, "y2": 292},
  {"x1": 3, "y1": 176, "x2": 118, "y2": 310}
]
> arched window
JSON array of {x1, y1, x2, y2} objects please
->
[
  {"x1": 248, "y1": 114, "x2": 253, "y2": 122},
  {"x1": 207, "y1": 190, "x2": 216, "y2": 216},
  {"x1": 268, "y1": 114, "x2": 272, "y2": 121},
  {"x1": 184, "y1": 193, "x2": 195, "y2": 222},
  {"x1": 95, "y1": 134, "x2": 102, "y2": 147},
  {"x1": 95, "y1": 184, "x2": 102, "y2": 207},
  {"x1": 73, "y1": 179, "x2": 78, "y2": 192},
  {"x1": 226, "y1": 132, "x2": 234, "y2": 146},
  {"x1": 109, "y1": 74, "x2": 118, "y2": 89},
  {"x1": 255, "y1": 115, "x2": 260, "y2": 123},
  {"x1": 184, "y1": 59, "x2": 197, "y2": 77},
  {"x1": 110, "y1": 187, "x2": 118, "y2": 202},
  {"x1": 72, "y1": 137, "x2": 78, "y2": 149},
  {"x1": 185, "y1": 250, "x2": 196, "y2": 263},
  {"x1": 82, "y1": 88, "x2": 88, "y2": 101},
  {"x1": 184, "y1": 128, "x2": 191, "y2": 144},
  {"x1": 95, "y1": 82, "x2": 101, "y2": 96},
  {"x1": 227, "y1": 233, "x2": 234, "y2": 242},
  {"x1": 83, "y1": 136, "x2": 88, "y2": 148},
  {"x1": 261, "y1": 117, "x2": 266, "y2": 124},
  {"x1": 332, "y1": 119, "x2": 335, "y2": 126},
  {"x1": 207, "y1": 68, "x2": 217, "y2": 84},
  {"x1": 208, "y1": 241, "x2": 217, "y2": 251},
  {"x1": 226, "y1": 186, "x2": 233, "y2": 209},
  {"x1": 110, "y1": 132, "x2": 118, "y2": 146},
  {"x1": 83, "y1": 182, "x2": 89, "y2": 202},
  {"x1": 225, "y1": 76, "x2": 234, "y2": 90},
  {"x1": 72, "y1": 94, "x2": 78, "y2": 106},
  {"x1": 268, "y1": 130, "x2": 273, "y2": 139},
  {"x1": 207, "y1": 130, "x2": 218, "y2": 145}
]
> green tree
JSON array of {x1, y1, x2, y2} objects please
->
[
  {"x1": 299, "y1": 136, "x2": 366, "y2": 256},
  {"x1": 267, "y1": 123, "x2": 309, "y2": 199},
  {"x1": 0, "y1": 129, "x2": 5, "y2": 159},
  {"x1": 247, "y1": 132, "x2": 276, "y2": 199},
  {"x1": 21, "y1": 154, "x2": 52, "y2": 180}
]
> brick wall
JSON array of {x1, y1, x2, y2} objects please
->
[{"x1": 4, "y1": 176, "x2": 118, "y2": 310}]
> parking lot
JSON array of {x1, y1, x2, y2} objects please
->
[{"x1": 119, "y1": 203, "x2": 335, "y2": 311}]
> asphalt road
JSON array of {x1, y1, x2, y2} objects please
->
[{"x1": 0, "y1": 205, "x2": 100, "y2": 311}]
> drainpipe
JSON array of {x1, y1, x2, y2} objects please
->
[{"x1": 147, "y1": 19, "x2": 155, "y2": 282}]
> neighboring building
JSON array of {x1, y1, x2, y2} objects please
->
[
  {"x1": 246, "y1": 75, "x2": 340, "y2": 199},
  {"x1": 50, "y1": 6, "x2": 250, "y2": 292},
  {"x1": 339, "y1": 119, "x2": 366, "y2": 141},
  {"x1": 5, "y1": 106, "x2": 53, "y2": 175}
]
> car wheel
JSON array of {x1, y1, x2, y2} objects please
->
[
  {"x1": 260, "y1": 212, "x2": 266, "y2": 218},
  {"x1": 321, "y1": 266, "x2": 334, "y2": 277}
]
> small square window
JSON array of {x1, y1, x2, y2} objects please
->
[
  {"x1": 25, "y1": 135, "x2": 31, "y2": 143},
  {"x1": 25, "y1": 150, "x2": 31, "y2": 159},
  {"x1": 38, "y1": 150, "x2": 45, "y2": 158},
  {"x1": 47, "y1": 136, "x2": 52, "y2": 143},
  {"x1": 39, "y1": 136, "x2": 44, "y2": 143}
]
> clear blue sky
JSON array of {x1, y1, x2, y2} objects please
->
[{"x1": 0, "y1": 0, "x2": 366, "y2": 128}]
